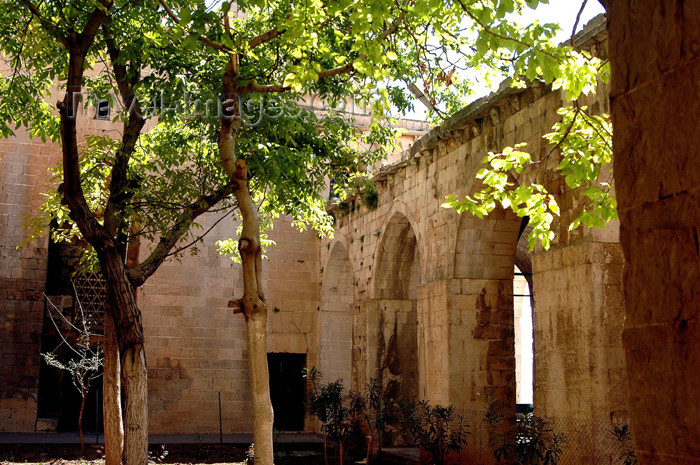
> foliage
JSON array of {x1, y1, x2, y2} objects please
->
[
  {"x1": 484, "y1": 398, "x2": 565, "y2": 465},
  {"x1": 23, "y1": 122, "x2": 235, "y2": 269},
  {"x1": 443, "y1": 19, "x2": 616, "y2": 250},
  {"x1": 244, "y1": 444, "x2": 255, "y2": 464},
  {"x1": 361, "y1": 181, "x2": 379, "y2": 210},
  {"x1": 544, "y1": 105, "x2": 615, "y2": 230},
  {"x1": 399, "y1": 400, "x2": 469, "y2": 465},
  {"x1": 611, "y1": 425, "x2": 637, "y2": 465},
  {"x1": 306, "y1": 368, "x2": 365, "y2": 465},
  {"x1": 443, "y1": 143, "x2": 560, "y2": 250},
  {"x1": 347, "y1": 377, "x2": 391, "y2": 459},
  {"x1": 443, "y1": 101, "x2": 615, "y2": 250},
  {"x1": 148, "y1": 445, "x2": 170, "y2": 463},
  {"x1": 151, "y1": 0, "x2": 608, "y2": 231}
]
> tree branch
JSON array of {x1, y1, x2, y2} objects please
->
[
  {"x1": 249, "y1": 26, "x2": 285, "y2": 49},
  {"x1": 157, "y1": 0, "x2": 231, "y2": 53},
  {"x1": 102, "y1": 21, "x2": 146, "y2": 237},
  {"x1": 57, "y1": 5, "x2": 115, "y2": 246},
  {"x1": 243, "y1": 81, "x2": 290, "y2": 93},
  {"x1": 77, "y1": 0, "x2": 113, "y2": 54},
  {"x1": 571, "y1": 0, "x2": 589, "y2": 49},
  {"x1": 317, "y1": 63, "x2": 355, "y2": 79},
  {"x1": 127, "y1": 183, "x2": 235, "y2": 286},
  {"x1": 317, "y1": 10, "x2": 406, "y2": 79},
  {"x1": 456, "y1": 0, "x2": 560, "y2": 61},
  {"x1": 161, "y1": 203, "x2": 236, "y2": 259},
  {"x1": 17, "y1": 0, "x2": 63, "y2": 40}
]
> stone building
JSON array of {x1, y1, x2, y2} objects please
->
[{"x1": 0, "y1": 15, "x2": 631, "y2": 463}]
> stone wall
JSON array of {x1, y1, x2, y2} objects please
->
[
  {"x1": 141, "y1": 214, "x2": 322, "y2": 434},
  {"x1": 0, "y1": 98, "x2": 127, "y2": 431},
  {"x1": 0, "y1": 128, "x2": 55, "y2": 432}
]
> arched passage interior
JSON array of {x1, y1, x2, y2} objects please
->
[
  {"x1": 514, "y1": 223, "x2": 535, "y2": 409},
  {"x1": 372, "y1": 212, "x2": 421, "y2": 407}
]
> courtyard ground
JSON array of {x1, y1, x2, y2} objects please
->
[{"x1": 0, "y1": 443, "x2": 329, "y2": 465}]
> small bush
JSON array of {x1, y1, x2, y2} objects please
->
[
  {"x1": 399, "y1": 400, "x2": 469, "y2": 465},
  {"x1": 361, "y1": 182, "x2": 379, "y2": 210},
  {"x1": 306, "y1": 368, "x2": 366, "y2": 465},
  {"x1": 484, "y1": 398, "x2": 565, "y2": 465},
  {"x1": 611, "y1": 424, "x2": 637, "y2": 465}
]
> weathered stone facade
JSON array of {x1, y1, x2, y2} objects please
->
[
  {"x1": 0, "y1": 91, "x2": 426, "y2": 434},
  {"x1": 319, "y1": 16, "x2": 628, "y2": 462}
]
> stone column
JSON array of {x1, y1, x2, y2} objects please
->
[
  {"x1": 532, "y1": 240, "x2": 627, "y2": 463},
  {"x1": 608, "y1": 2, "x2": 700, "y2": 463},
  {"x1": 533, "y1": 241, "x2": 627, "y2": 421},
  {"x1": 363, "y1": 299, "x2": 418, "y2": 399}
]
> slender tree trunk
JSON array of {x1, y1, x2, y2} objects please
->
[
  {"x1": 79, "y1": 394, "x2": 86, "y2": 455},
  {"x1": 219, "y1": 58, "x2": 274, "y2": 465},
  {"x1": 103, "y1": 313, "x2": 124, "y2": 465},
  {"x1": 245, "y1": 311, "x2": 274, "y2": 465},
  {"x1": 121, "y1": 344, "x2": 149, "y2": 465}
]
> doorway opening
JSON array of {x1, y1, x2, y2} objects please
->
[{"x1": 267, "y1": 353, "x2": 307, "y2": 431}]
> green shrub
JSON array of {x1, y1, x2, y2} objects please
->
[
  {"x1": 399, "y1": 400, "x2": 469, "y2": 465},
  {"x1": 484, "y1": 398, "x2": 565, "y2": 465}
]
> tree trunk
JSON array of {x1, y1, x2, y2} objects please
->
[
  {"x1": 103, "y1": 313, "x2": 124, "y2": 465},
  {"x1": 100, "y1": 250, "x2": 149, "y2": 465},
  {"x1": 121, "y1": 344, "x2": 149, "y2": 465},
  {"x1": 245, "y1": 311, "x2": 275, "y2": 465},
  {"x1": 79, "y1": 394, "x2": 86, "y2": 455},
  {"x1": 219, "y1": 57, "x2": 275, "y2": 465}
]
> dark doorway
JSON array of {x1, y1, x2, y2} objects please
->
[{"x1": 267, "y1": 353, "x2": 306, "y2": 431}]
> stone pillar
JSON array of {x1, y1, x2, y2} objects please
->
[
  {"x1": 532, "y1": 240, "x2": 627, "y2": 464},
  {"x1": 425, "y1": 277, "x2": 513, "y2": 465},
  {"x1": 609, "y1": 2, "x2": 700, "y2": 463},
  {"x1": 533, "y1": 241, "x2": 627, "y2": 421},
  {"x1": 414, "y1": 278, "x2": 516, "y2": 413},
  {"x1": 417, "y1": 281, "x2": 450, "y2": 404}
]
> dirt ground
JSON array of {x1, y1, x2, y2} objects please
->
[
  {"x1": 0, "y1": 444, "x2": 247, "y2": 465},
  {"x1": 0, "y1": 444, "x2": 334, "y2": 465}
]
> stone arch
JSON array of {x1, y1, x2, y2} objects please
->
[
  {"x1": 373, "y1": 211, "x2": 422, "y2": 300},
  {"x1": 318, "y1": 240, "x2": 354, "y2": 385},
  {"x1": 448, "y1": 208, "x2": 522, "y2": 413},
  {"x1": 370, "y1": 210, "x2": 422, "y2": 419},
  {"x1": 453, "y1": 208, "x2": 521, "y2": 280},
  {"x1": 370, "y1": 201, "x2": 424, "y2": 298}
]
